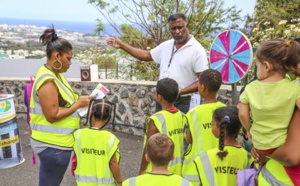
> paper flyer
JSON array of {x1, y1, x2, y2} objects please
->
[
  {"x1": 77, "y1": 83, "x2": 109, "y2": 117},
  {"x1": 189, "y1": 93, "x2": 201, "y2": 110}
]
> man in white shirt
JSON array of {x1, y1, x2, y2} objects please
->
[{"x1": 106, "y1": 13, "x2": 208, "y2": 113}]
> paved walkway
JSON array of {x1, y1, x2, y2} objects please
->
[{"x1": 0, "y1": 119, "x2": 144, "y2": 186}]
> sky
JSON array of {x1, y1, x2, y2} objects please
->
[{"x1": 0, "y1": 0, "x2": 256, "y2": 23}]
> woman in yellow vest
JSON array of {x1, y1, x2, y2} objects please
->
[
  {"x1": 30, "y1": 27, "x2": 93, "y2": 186},
  {"x1": 123, "y1": 133, "x2": 192, "y2": 186},
  {"x1": 72, "y1": 99, "x2": 122, "y2": 186},
  {"x1": 187, "y1": 106, "x2": 253, "y2": 186}
]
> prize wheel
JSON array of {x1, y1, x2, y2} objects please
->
[{"x1": 209, "y1": 30, "x2": 253, "y2": 84}]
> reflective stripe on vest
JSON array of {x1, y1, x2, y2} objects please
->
[
  {"x1": 191, "y1": 112, "x2": 202, "y2": 155},
  {"x1": 30, "y1": 105, "x2": 78, "y2": 118},
  {"x1": 30, "y1": 123, "x2": 75, "y2": 134},
  {"x1": 169, "y1": 156, "x2": 184, "y2": 167},
  {"x1": 155, "y1": 113, "x2": 167, "y2": 133},
  {"x1": 181, "y1": 178, "x2": 191, "y2": 186},
  {"x1": 127, "y1": 176, "x2": 191, "y2": 186},
  {"x1": 75, "y1": 175, "x2": 115, "y2": 185},
  {"x1": 128, "y1": 177, "x2": 137, "y2": 186},
  {"x1": 182, "y1": 174, "x2": 199, "y2": 182},
  {"x1": 200, "y1": 154, "x2": 216, "y2": 186},
  {"x1": 75, "y1": 130, "x2": 83, "y2": 161},
  {"x1": 260, "y1": 166, "x2": 290, "y2": 186}
]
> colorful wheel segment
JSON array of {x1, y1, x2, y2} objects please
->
[{"x1": 209, "y1": 30, "x2": 253, "y2": 84}]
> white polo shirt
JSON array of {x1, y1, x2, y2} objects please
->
[{"x1": 150, "y1": 36, "x2": 208, "y2": 90}]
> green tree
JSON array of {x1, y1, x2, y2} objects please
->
[
  {"x1": 89, "y1": 0, "x2": 241, "y2": 47},
  {"x1": 240, "y1": 0, "x2": 300, "y2": 84},
  {"x1": 88, "y1": 0, "x2": 243, "y2": 81},
  {"x1": 254, "y1": 0, "x2": 300, "y2": 28}
]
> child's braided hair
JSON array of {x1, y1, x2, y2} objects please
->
[
  {"x1": 213, "y1": 106, "x2": 241, "y2": 160},
  {"x1": 85, "y1": 98, "x2": 116, "y2": 130}
]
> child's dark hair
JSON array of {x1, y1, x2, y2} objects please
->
[
  {"x1": 213, "y1": 106, "x2": 241, "y2": 160},
  {"x1": 199, "y1": 69, "x2": 222, "y2": 92},
  {"x1": 156, "y1": 78, "x2": 178, "y2": 103},
  {"x1": 85, "y1": 98, "x2": 116, "y2": 129},
  {"x1": 256, "y1": 39, "x2": 300, "y2": 78},
  {"x1": 146, "y1": 133, "x2": 174, "y2": 166},
  {"x1": 39, "y1": 25, "x2": 73, "y2": 59}
]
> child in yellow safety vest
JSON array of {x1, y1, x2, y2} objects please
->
[
  {"x1": 139, "y1": 78, "x2": 185, "y2": 175},
  {"x1": 188, "y1": 106, "x2": 253, "y2": 186},
  {"x1": 182, "y1": 69, "x2": 225, "y2": 181},
  {"x1": 72, "y1": 99, "x2": 122, "y2": 186},
  {"x1": 123, "y1": 133, "x2": 192, "y2": 186}
]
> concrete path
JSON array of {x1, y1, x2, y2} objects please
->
[{"x1": 0, "y1": 119, "x2": 144, "y2": 186}]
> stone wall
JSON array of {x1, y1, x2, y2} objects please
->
[{"x1": 0, "y1": 78, "x2": 241, "y2": 136}]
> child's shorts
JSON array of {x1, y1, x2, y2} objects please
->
[{"x1": 256, "y1": 148, "x2": 277, "y2": 155}]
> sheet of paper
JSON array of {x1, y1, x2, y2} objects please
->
[
  {"x1": 189, "y1": 93, "x2": 201, "y2": 110},
  {"x1": 77, "y1": 83, "x2": 109, "y2": 117}
]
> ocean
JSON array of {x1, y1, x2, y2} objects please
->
[{"x1": 0, "y1": 17, "x2": 119, "y2": 35}]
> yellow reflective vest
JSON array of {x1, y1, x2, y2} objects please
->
[
  {"x1": 144, "y1": 109, "x2": 185, "y2": 175},
  {"x1": 182, "y1": 102, "x2": 225, "y2": 180},
  {"x1": 123, "y1": 173, "x2": 193, "y2": 186},
  {"x1": 73, "y1": 128, "x2": 120, "y2": 186},
  {"x1": 190, "y1": 146, "x2": 252, "y2": 186},
  {"x1": 30, "y1": 65, "x2": 80, "y2": 148},
  {"x1": 258, "y1": 159, "x2": 293, "y2": 186}
]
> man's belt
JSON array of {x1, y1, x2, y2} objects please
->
[{"x1": 177, "y1": 94, "x2": 192, "y2": 101}]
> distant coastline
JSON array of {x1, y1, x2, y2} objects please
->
[{"x1": 0, "y1": 17, "x2": 118, "y2": 35}]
